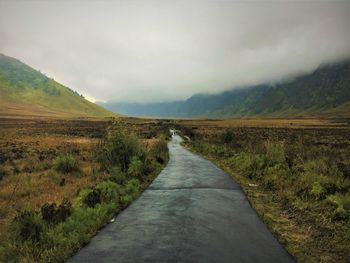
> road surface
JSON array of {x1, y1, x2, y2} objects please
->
[{"x1": 68, "y1": 134, "x2": 294, "y2": 263}]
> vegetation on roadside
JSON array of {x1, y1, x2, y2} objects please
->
[
  {"x1": 180, "y1": 124, "x2": 350, "y2": 263},
  {"x1": 53, "y1": 154, "x2": 80, "y2": 174},
  {"x1": 0, "y1": 119, "x2": 169, "y2": 263}
]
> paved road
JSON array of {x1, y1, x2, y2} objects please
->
[{"x1": 68, "y1": 134, "x2": 294, "y2": 263}]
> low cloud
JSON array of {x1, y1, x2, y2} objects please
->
[{"x1": 1, "y1": 0, "x2": 349, "y2": 102}]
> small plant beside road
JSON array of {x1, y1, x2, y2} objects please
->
[{"x1": 53, "y1": 153, "x2": 80, "y2": 174}]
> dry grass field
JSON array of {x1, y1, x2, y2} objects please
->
[
  {"x1": 0, "y1": 118, "x2": 109, "y2": 228},
  {"x1": 177, "y1": 117, "x2": 350, "y2": 129},
  {"x1": 1, "y1": 115, "x2": 349, "y2": 262},
  {"x1": 177, "y1": 117, "x2": 350, "y2": 263},
  {"x1": 0, "y1": 116, "x2": 171, "y2": 262},
  {"x1": 0, "y1": 116, "x2": 172, "y2": 225}
]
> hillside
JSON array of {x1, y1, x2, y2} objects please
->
[
  {"x1": 101, "y1": 60, "x2": 350, "y2": 118},
  {"x1": 0, "y1": 53, "x2": 115, "y2": 118}
]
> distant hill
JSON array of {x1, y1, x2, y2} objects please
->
[
  {"x1": 101, "y1": 60, "x2": 350, "y2": 118},
  {"x1": 0, "y1": 53, "x2": 115, "y2": 118}
]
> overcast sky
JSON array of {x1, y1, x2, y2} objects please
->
[{"x1": 0, "y1": 0, "x2": 349, "y2": 103}]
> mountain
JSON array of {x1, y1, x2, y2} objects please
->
[
  {"x1": 101, "y1": 60, "x2": 350, "y2": 118},
  {"x1": 0, "y1": 53, "x2": 115, "y2": 118}
]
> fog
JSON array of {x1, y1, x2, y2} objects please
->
[{"x1": 0, "y1": 0, "x2": 349, "y2": 102}]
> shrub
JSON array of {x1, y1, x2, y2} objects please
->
[
  {"x1": 53, "y1": 154, "x2": 80, "y2": 174},
  {"x1": 127, "y1": 156, "x2": 144, "y2": 178},
  {"x1": 41, "y1": 203, "x2": 57, "y2": 224},
  {"x1": 142, "y1": 156, "x2": 159, "y2": 175},
  {"x1": 263, "y1": 164, "x2": 288, "y2": 191},
  {"x1": 41, "y1": 200, "x2": 72, "y2": 224},
  {"x1": 310, "y1": 181, "x2": 325, "y2": 200},
  {"x1": 337, "y1": 162, "x2": 350, "y2": 179},
  {"x1": 108, "y1": 166, "x2": 127, "y2": 184},
  {"x1": 97, "y1": 130, "x2": 145, "y2": 172},
  {"x1": 83, "y1": 189, "x2": 102, "y2": 208},
  {"x1": 222, "y1": 130, "x2": 235, "y2": 144},
  {"x1": 150, "y1": 138, "x2": 168, "y2": 164},
  {"x1": 294, "y1": 159, "x2": 345, "y2": 200},
  {"x1": 125, "y1": 179, "x2": 140, "y2": 197},
  {"x1": 120, "y1": 195, "x2": 134, "y2": 206},
  {"x1": 326, "y1": 194, "x2": 350, "y2": 220},
  {"x1": 246, "y1": 154, "x2": 267, "y2": 180},
  {"x1": 12, "y1": 211, "x2": 43, "y2": 242},
  {"x1": 120, "y1": 179, "x2": 140, "y2": 206},
  {"x1": 228, "y1": 152, "x2": 251, "y2": 171},
  {"x1": 20, "y1": 202, "x2": 118, "y2": 263},
  {"x1": 95, "y1": 181, "x2": 119, "y2": 203},
  {"x1": 56, "y1": 200, "x2": 72, "y2": 222}
]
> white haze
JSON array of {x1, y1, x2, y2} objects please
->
[{"x1": 0, "y1": 0, "x2": 349, "y2": 102}]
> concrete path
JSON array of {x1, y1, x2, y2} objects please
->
[{"x1": 68, "y1": 135, "x2": 294, "y2": 263}]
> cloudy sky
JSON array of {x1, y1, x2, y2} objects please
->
[{"x1": 0, "y1": 0, "x2": 349, "y2": 103}]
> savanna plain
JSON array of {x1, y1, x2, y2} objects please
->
[
  {"x1": 177, "y1": 117, "x2": 350, "y2": 263},
  {"x1": 0, "y1": 116, "x2": 349, "y2": 263},
  {"x1": 0, "y1": 116, "x2": 170, "y2": 262}
]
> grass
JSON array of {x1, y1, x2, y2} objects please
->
[
  {"x1": 0, "y1": 53, "x2": 116, "y2": 118},
  {"x1": 53, "y1": 154, "x2": 80, "y2": 174},
  {"x1": 178, "y1": 118, "x2": 350, "y2": 263},
  {"x1": 0, "y1": 117, "x2": 170, "y2": 262}
]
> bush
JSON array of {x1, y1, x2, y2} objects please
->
[
  {"x1": 310, "y1": 181, "x2": 325, "y2": 200},
  {"x1": 83, "y1": 189, "x2": 102, "y2": 208},
  {"x1": 12, "y1": 211, "x2": 43, "y2": 242},
  {"x1": 97, "y1": 130, "x2": 145, "y2": 172},
  {"x1": 108, "y1": 166, "x2": 127, "y2": 184},
  {"x1": 127, "y1": 156, "x2": 144, "y2": 178},
  {"x1": 95, "y1": 181, "x2": 119, "y2": 203},
  {"x1": 120, "y1": 179, "x2": 140, "y2": 206},
  {"x1": 53, "y1": 154, "x2": 80, "y2": 174},
  {"x1": 150, "y1": 138, "x2": 168, "y2": 164},
  {"x1": 263, "y1": 164, "x2": 288, "y2": 191},
  {"x1": 125, "y1": 179, "x2": 140, "y2": 196},
  {"x1": 142, "y1": 156, "x2": 160, "y2": 175},
  {"x1": 295, "y1": 159, "x2": 342, "y2": 200},
  {"x1": 41, "y1": 200, "x2": 72, "y2": 224},
  {"x1": 228, "y1": 152, "x2": 251, "y2": 171},
  {"x1": 222, "y1": 130, "x2": 235, "y2": 144},
  {"x1": 326, "y1": 194, "x2": 350, "y2": 220},
  {"x1": 42, "y1": 202, "x2": 117, "y2": 260},
  {"x1": 6, "y1": 202, "x2": 118, "y2": 263},
  {"x1": 338, "y1": 162, "x2": 350, "y2": 179}
]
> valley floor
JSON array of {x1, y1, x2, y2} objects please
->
[
  {"x1": 0, "y1": 116, "x2": 170, "y2": 262},
  {"x1": 68, "y1": 134, "x2": 294, "y2": 263},
  {"x1": 0, "y1": 116, "x2": 349, "y2": 262},
  {"x1": 177, "y1": 117, "x2": 350, "y2": 262}
]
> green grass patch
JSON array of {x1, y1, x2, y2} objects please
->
[{"x1": 53, "y1": 154, "x2": 80, "y2": 174}]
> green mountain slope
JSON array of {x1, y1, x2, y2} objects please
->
[
  {"x1": 102, "y1": 60, "x2": 350, "y2": 118},
  {"x1": 0, "y1": 53, "x2": 115, "y2": 117}
]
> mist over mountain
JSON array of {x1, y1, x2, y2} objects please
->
[
  {"x1": 100, "y1": 60, "x2": 350, "y2": 118},
  {"x1": 1, "y1": 1, "x2": 349, "y2": 103}
]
